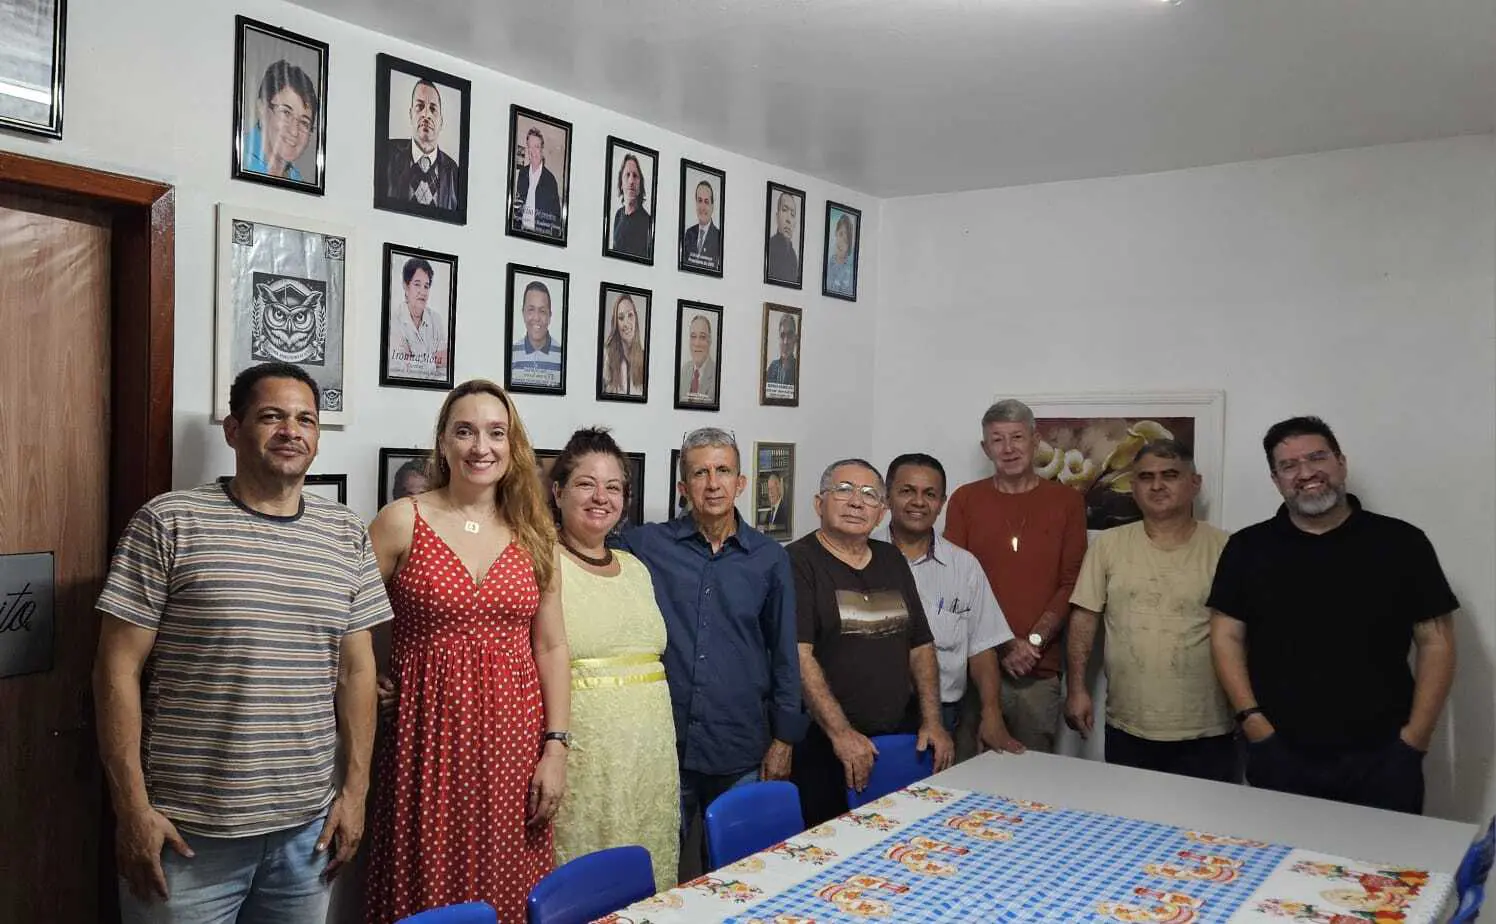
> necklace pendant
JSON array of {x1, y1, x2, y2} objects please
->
[
  {"x1": 464, "y1": 520, "x2": 481, "y2": 534},
  {"x1": 1011, "y1": 535, "x2": 1020, "y2": 552}
]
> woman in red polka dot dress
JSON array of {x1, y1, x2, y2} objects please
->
[{"x1": 365, "y1": 380, "x2": 570, "y2": 923}]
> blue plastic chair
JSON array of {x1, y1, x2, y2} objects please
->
[
  {"x1": 526, "y1": 845, "x2": 655, "y2": 924},
  {"x1": 845, "y1": 733, "x2": 934, "y2": 809},
  {"x1": 704, "y1": 780, "x2": 805, "y2": 869},
  {"x1": 1451, "y1": 817, "x2": 1496, "y2": 922},
  {"x1": 398, "y1": 902, "x2": 496, "y2": 924}
]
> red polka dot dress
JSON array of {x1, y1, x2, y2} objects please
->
[{"x1": 366, "y1": 509, "x2": 552, "y2": 924}]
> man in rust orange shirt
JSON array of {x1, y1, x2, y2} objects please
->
[{"x1": 944, "y1": 399, "x2": 1087, "y2": 752}]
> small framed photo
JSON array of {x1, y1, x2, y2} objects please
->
[
  {"x1": 754, "y1": 442, "x2": 796, "y2": 541},
  {"x1": 380, "y1": 244, "x2": 457, "y2": 390},
  {"x1": 505, "y1": 263, "x2": 568, "y2": 395},
  {"x1": 232, "y1": 16, "x2": 328, "y2": 194},
  {"x1": 214, "y1": 205, "x2": 350, "y2": 426},
  {"x1": 220, "y1": 473, "x2": 346, "y2": 505},
  {"x1": 667, "y1": 448, "x2": 691, "y2": 519},
  {"x1": 763, "y1": 181, "x2": 806, "y2": 288},
  {"x1": 760, "y1": 303, "x2": 802, "y2": 408},
  {"x1": 823, "y1": 201, "x2": 862, "y2": 301},
  {"x1": 378, "y1": 448, "x2": 431, "y2": 508},
  {"x1": 536, "y1": 449, "x2": 645, "y2": 531},
  {"x1": 602, "y1": 136, "x2": 659, "y2": 265},
  {"x1": 597, "y1": 283, "x2": 652, "y2": 403},
  {"x1": 678, "y1": 159, "x2": 725, "y2": 277},
  {"x1": 506, "y1": 105, "x2": 572, "y2": 246},
  {"x1": 373, "y1": 54, "x2": 471, "y2": 225},
  {"x1": 674, "y1": 300, "x2": 724, "y2": 412},
  {"x1": 0, "y1": 0, "x2": 66, "y2": 138}
]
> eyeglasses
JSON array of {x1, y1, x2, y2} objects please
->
[
  {"x1": 268, "y1": 102, "x2": 314, "y2": 136},
  {"x1": 822, "y1": 482, "x2": 885, "y2": 506},
  {"x1": 1274, "y1": 450, "x2": 1335, "y2": 477}
]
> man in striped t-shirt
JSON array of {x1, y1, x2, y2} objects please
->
[{"x1": 93, "y1": 362, "x2": 391, "y2": 923}]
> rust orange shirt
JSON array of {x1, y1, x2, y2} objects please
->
[{"x1": 944, "y1": 477, "x2": 1087, "y2": 678}]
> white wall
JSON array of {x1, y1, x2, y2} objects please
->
[
  {"x1": 0, "y1": 0, "x2": 877, "y2": 526},
  {"x1": 874, "y1": 135, "x2": 1496, "y2": 823}
]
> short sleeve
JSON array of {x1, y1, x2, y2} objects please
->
[
  {"x1": 346, "y1": 525, "x2": 394, "y2": 634},
  {"x1": 1404, "y1": 529, "x2": 1459, "y2": 624},
  {"x1": 898, "y1": 553, "x2": 934, "y2": 649},
  {"x1": 1069, "y1": 535, "x2": 1110, "y2": 614},
  {"x1": 96, "y1": 506, "x2": 175, "y2": 631},
  {"x1": 963, "y1": 552, "x2": 1012, "y2": 652},
  {"x1": 1205, "y1": 533, "x2": 1252, "y2": 622},
  {"x1": 791, "y1": 545, "x2": 820, "y2": 646}
]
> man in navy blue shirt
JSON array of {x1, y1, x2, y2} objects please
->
[{"x1": 620, "y1": 428, "x2": 806, "y2": 858}]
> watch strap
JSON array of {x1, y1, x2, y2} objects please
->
[{"x1": 1234, "y1": 706, "x2": 1264, "y2": 725}]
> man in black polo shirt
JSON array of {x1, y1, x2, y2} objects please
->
[
  {"x1": 791, "y1": 458, "x2": 954, "y2": 825},
  {"x1": 1207, "y1": 416, "x2": 1457, "y2": 814}
]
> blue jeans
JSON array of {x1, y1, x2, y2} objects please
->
[
  {"x1": 940, "y1": 701, "x2": 961, "y2": 735},
  {"x1": 118, "y1": 813, "x2": 331, "y2": 924}
]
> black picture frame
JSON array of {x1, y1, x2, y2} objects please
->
[
  {"x1": 823, "y1": 200, "x2": 862, "y2": 302},
  {"x1": 602, "y1": 136, "x2": 660, "y2": 265},
  {"x1": 504, "y1": 263, "x2": 569, "y2": 396},
  {"x1": 231, "y1": 15, "x2": 328, "y2": 195},
  {"x1": 678, "y1": 159, "x2": 726, "y2": 278},
  {"x1": 667, "y1": 448, "x2": 690, "y2": 519},
  {"x1": 0, "y1": 0, "x2": 66, "y2": 139},
  {"x1": 763, "y1": 181, "x2": 806, "y2": 289},
  {"x1": 219, "y1": 473, "x2": 347, "y2": 505},
  {"x1": 380, "y1": 243, "x2": 458, "y2": 391},
  {"x1": 505, "y1": 104, "x2": 572, "y2": 247},
  {"x1": 596, "y1": 282, "x2": 653, "y2": 404},
  {"x1": 378, "y1": 447, "x2": 431, "y2": 508},
  {"x1": 372, "y1": 53, "x2": 471, "y2": 225},
  {"x1": 674, "y1": 300, "x2": 724, "y2": 412},
  {"x1": 760, "y1": 302, "x2": 802, "y2": 408}
]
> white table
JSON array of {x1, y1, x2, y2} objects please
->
[{"x1": 934, "y1": 750, "x2": 1477, "y2": 873}]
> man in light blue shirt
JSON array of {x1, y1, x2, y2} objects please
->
[{"x1": 873, "y1": 452, "x2": 1024, "y2": 760}]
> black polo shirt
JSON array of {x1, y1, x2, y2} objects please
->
[{"x1": 1206, "y1": 495, "x2": 1457, "y2": 750}]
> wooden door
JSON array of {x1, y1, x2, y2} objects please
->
[{"x1": 0, "y1": 191, "x2": 114, "y2": 922}]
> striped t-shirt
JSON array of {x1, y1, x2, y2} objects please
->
[{"x1": 96, "y1": 482, "x2": 393, "y2": 837}]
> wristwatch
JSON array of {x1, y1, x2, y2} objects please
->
[
  {"x1": 1027, "y1": 631, "x2": 1045, "y2": 648},
  {"x1": 543, "y1": 731, "x2": 573, "y2": 749},
  {"x1": 1233, "y1": 707, "x2": 1264, "y2": 726}
]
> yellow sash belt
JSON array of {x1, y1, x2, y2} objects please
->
[{"x1": 570, "y1": 652, "x2": 666, "y2": 690}]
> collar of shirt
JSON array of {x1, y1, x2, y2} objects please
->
[
  {"x1": 666, "y1": 508, "x2": 762, "y2": 553},
  {"x1": 1271, "y1": 492, "x2": 1364, "y2": 537},
  {"x1": 410, "y1": 140, "x2": 439, "y2": 166},
  {"x1": 870, "y1": 525, "x2": 947, "y2": 567},
  {"x1": 519, "y1": 334, "x2": 557, "y2": 355}
]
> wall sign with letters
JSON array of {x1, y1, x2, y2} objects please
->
[{"x1": 0, "y1": 552, "x2": 55, "y2": 679}]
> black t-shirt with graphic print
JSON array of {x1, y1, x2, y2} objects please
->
[{"x1": 791, "y1": 534, "x2": 934, "y2": 736}]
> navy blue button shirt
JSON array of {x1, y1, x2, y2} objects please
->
[{"x1": 618, "y1": 513, "x2": 807, "y2": 775}]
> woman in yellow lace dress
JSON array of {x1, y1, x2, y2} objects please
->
[{"x1": 548, "y1": 428, "x2": 679, "y2": 889}]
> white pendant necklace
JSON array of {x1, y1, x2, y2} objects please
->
[{"x1": 463, "y1": 520, "x2": 481, "y2": 534}]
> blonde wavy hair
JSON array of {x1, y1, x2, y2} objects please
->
[{"x1": 429, "y1": 379, "x2": 556, "y2": 590}]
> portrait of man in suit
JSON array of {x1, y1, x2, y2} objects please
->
[
  {"x1": 515, "y1": 126, "x2": 562, "y2": 237},
  {"x1": 760, "y1": 303, "x2": 802, "y2": 407},
  {"x1": 760, "y1": 472, "x2": 790, "y2": 531},
  {"x1": 373, "y1": 56, "x2": 471, "y2": 223},
  {"x1": 764, "y1": 183, "x2": 805, "y2": 287},
  {"x1": 765, "y1": 312, "x2": 798, "y2": 386},
  {"x1": 680, "y1": 162, "x2": 725, "y2": 276},
  {"x1": 675, "y1": 305, "x2": 722, "y2": 410}
]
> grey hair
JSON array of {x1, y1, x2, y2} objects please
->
[
  {"x1": 1134, "y1": 438, "x2": 1195, "y2": 469},
  {"x1": 679, "y1": 427, "x2": 740, "y2": 479},
  {"x1": 981, "y1": 399, "x2": 1036, "y2": 431},
  {"x1": 818, "y1": 458, "x2": 885, "y2": 496}
]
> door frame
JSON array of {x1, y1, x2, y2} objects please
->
[{"x1": 0, "y1": 149, "x2": 174, "y2": 921}]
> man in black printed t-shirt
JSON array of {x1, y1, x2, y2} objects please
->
[
  {"x1": 1208, "y1": 416, "x2": 1457, "y2": 815},
  {"x1": 789, "y1": 458, "x2": 953, "y2": 825}
]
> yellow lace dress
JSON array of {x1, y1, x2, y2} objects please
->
[{"x1": 553, "y1": 552, "x2": 680, "y2": 890}]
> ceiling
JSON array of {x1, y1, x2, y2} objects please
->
[{"x1": 291, "y1": 0, "x2": 1496, "y2": 198}]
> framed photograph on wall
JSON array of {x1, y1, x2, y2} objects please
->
[
  {"x1": 214, "y1": 204, "x2": 350, "y2": 426},
  {"x1": 380, "y1": 243, "x2": 456, "y2": 390},
  {"x1": 602, "y1": 136, "x2": 659, "y2": 265},
  {"x1": 760, "y1": 302, "x2": 801, "y2": 408},
  {"x1": 667, "y1": 448, "x2": 690, "y2": 519},
  {"x1": 220, "y1": 473, "x2": 346, "y2": 505},
  {"x1": 0, "y1": 0, "x2": 66, "y2": 138},
  {"x1": 232, "y1": 15, "x2": 327, "y2": 194},
  {"x1": 763, "y1": 181, "x2": 806, "y2": 288},
  {"x1": 378, "y1": 447, "x2": 431, "y2": 508},
  {"x1": 678, "y1": 159, "x2": 724, "y2": 277},
  {"x1": 823, "y1": 201, "x2": 862, "y2": 301},
  {"x1": 674, "y1": 300, "x2": 723, "y2": 412},
  {"x1": 506, "y1": 104, "x2": 571, "y2": 246},
  {"x1": 372, "y1": 54, "x2": 471, "y2": 225},
  {"x1": 597, "y1": 283, "x2": 652, "y2": 403},
  {"x1": 1015, "y1": 391, "x2": 1227, "y2": 530},
  {"x1": 754, "y1": 441, "x2": 795, "y2": 541},
  {"x1": 504, "y1": 263, "x2": 568, "y2": 395}
]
